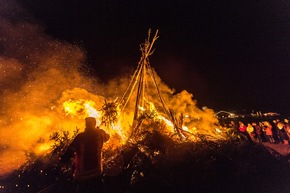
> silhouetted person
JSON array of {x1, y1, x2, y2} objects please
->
[
  {"x1": 284, "y1": 119, "x2": 290, "y2": 140},
  {"x1": 273, "y1": 120, "x2": 283, "y2": 144},
  {"x1": 252, "y1": 122, "x2": 263, "y2": 143},
  {"x1": 274, "y1": 119, "x2": 289, "y2": 144},
  {"x1": 61, "y1": 117, "x2": 110, "y2": 193},
  {"x1": 230, "y1": 121, "x2": 238, "y2": 132}
]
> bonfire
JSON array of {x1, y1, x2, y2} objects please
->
[
  {"x1": 2, "y1": 30, "x2": 289, "y2": 193},
  {"x1": 50, "y1": 29, "x2": 231, "y2": 154}
]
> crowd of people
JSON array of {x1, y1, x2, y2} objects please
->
[{"x1": 227, "y1": 118, "x2": 290, "y2": 144}]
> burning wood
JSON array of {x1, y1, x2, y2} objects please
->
[{"x1": 0, "y1": 28, "x2": 227, "y2": 183}]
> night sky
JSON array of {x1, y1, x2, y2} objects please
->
[{"x1": 15, "y1": 0, "x2": 290, "y2": 116}]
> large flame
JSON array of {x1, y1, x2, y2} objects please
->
[
  {"x1": 0, "y1": 1, "x2": 226, "y2": 177},
  {"x1": 63, "y1": 99, "x2": 102, "y2": 121}
]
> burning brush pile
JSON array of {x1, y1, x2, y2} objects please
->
[
  {"x1": 1, "y1": 9, "x2": 290, "y2": 193},
  {"x1": 2, "y1": 124, "x2": 290, "y2": 193}
]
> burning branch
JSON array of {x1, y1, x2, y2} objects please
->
[{"x1": 101, "y1": 100, "x2": 118, "y2": 130}]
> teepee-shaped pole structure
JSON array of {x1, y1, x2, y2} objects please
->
[
  {"x1": 133, "y1": 29, "x2": 158, "y2": 120},
  {"x1": 118, "y1": 29, "x2": 183, "y2": 137}
]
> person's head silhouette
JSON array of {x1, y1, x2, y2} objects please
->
[{"x1": 85, "y1": 117, "x2": 96, "y2": 131}]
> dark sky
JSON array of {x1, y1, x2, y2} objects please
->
[{"x1": 17, "y1": 0, "x2": 290, "y2": 116}]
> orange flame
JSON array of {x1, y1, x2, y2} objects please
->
[
  {"x1": 0, "y1": 11, "x2": 226, "y2": 177},
  {"x1": 63, "y1": 99, "x2": 102, "y2": 124}
]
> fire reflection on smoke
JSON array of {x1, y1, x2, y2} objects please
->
[{"x1": 0, "y1": 1, "x2": 225, "y2": 177}]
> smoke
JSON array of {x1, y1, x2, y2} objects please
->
[
  {"x1": 0, "y1": 0, "x2": 220, "y2": 177},
  {"x1": 0, "y1": 0, "x2": 104, "y2": 176}
]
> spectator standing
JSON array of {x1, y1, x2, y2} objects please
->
[
  {"x1": 246, "y1": 123, "x2": 255, "y2": 142},
  {"x1": 273, "y1": 120, "x2": 284, "y2": 144},
  {"x1": 252, "y1": 122, "x2": 263, "y2": 143},
  {"x1": 60, "y1": 117, "x2": 110, "y2": 193},
  {"x1": 230, "y1": 121, "x2": 239, "y2": 132},
  {"x1": 284, "y1": 119, "x2": 290, "y2": 139},
  {"x1": 276, "y1": 121, "x2": 289, "y2": 144},
  {"x1": 264, "y1": 121, "x2": 275, "y2": 143},
  {"x1": 239, "y1": 122, "x2": 247, "y2": 133}
]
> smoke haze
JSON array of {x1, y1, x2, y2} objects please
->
[
  {"x1": 0, "y1": 0, "x2": 219, "y2": 176},
  {"x1": 0, "y1": 0, "x2": 104, "y2": 176}
]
